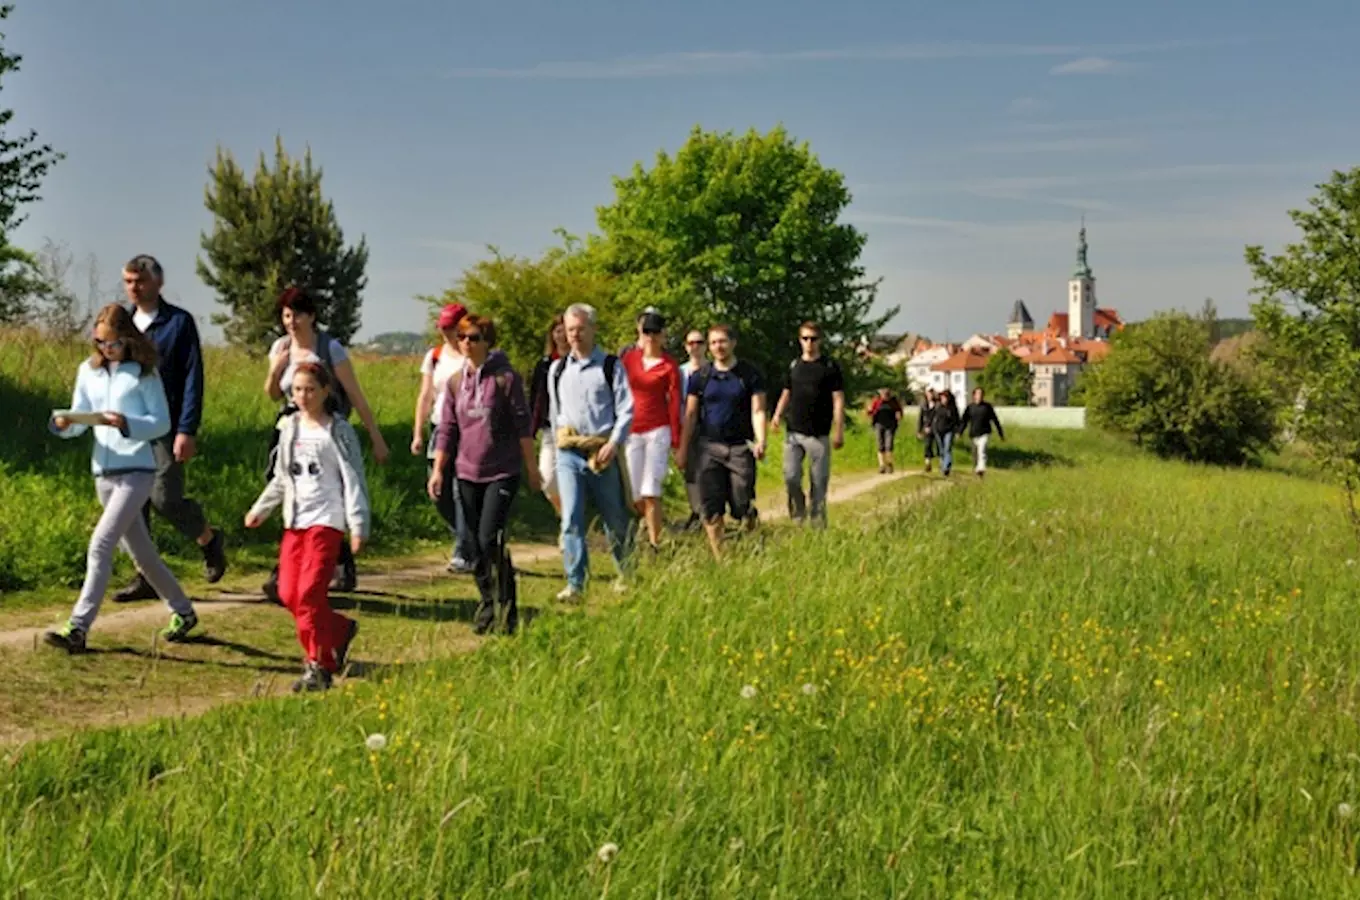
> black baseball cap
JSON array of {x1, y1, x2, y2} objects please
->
[{"x1": 639, "y1": 311, "x2": 666, "y2": 333}]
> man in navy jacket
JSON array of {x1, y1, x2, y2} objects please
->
[{"x1": 113, "y1": 255, "x2": 227, "y2": 602}]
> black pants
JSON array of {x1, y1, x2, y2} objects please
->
[
  {"x1": 458, "y1": 476, "x2": 520, "y2": 633},
  {"x1": 139, "y1": 437, "x2": 208, "y2": 542}
]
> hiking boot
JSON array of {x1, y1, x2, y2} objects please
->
[
  {"x1": 447, "y1": 554, "x2": 474, "y2": 575},
  {"x1": 112, "y1": 573, "x2": 158, "y2": 604},
  {"x1": 160, "y1": 611, "x2": 199, "y2": 643},
  {"x1": 472, "y1": 598, "x2": 496, "y2": 635},
  {"x1": 555, "y1": 585, "x2": 584, "y2": 604},
  {"x1": 292, "y1": 661, "x2": 332, "y2": 693},
  {"x1": 262, "y1": 569, "x2": 283, "y2": 606},
  {"x1": 335, "y1": 618, "x2": 359, "y2": 673},
  {"x1": 330, "y1": 555, "x2": 357, "y2": 593},
  {"x1": 201, "y1": 528, "x2": 227, "y2": 584},
  {"x1": 43, "y1": 621, "x2": 87, "y2": 654}
]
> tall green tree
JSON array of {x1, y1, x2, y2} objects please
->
[
  {"x1": 587, "y1": 125, "x2": 893, "y2": 377},
  {"x1": 420, "y1": 235, "x2": 616, "y2": 375},
  {"x1": 1083, "y1": 311, "x2": 1277, "y2": 465},
  {"x1": 197, "y1": 137, "x2": 368, "y2": 350},
  {"x1": 1247, "y1": 168, "x2": 1360, "y2": 525},
  {"x1": 977, "y1": 348, "x2": 1033, "y2": 405},
  {"x1": 0, "y1": 4, "x2": 63, "y2": 323}
]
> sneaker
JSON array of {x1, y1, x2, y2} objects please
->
[
  {"x1": 335, "y1": 619, "x2": 359, "y2": 672},
  {"x1": 447, "y1": 555, "x2": 474, "y2": 575},
  {"x1": 112, "y1": 573, "x2": 158, "y2": 604},
  {"x1": 43, "y1": 621, "x2": 87, "y2": 654},
  {"x1": 555, "y1": 585, "x2": 584, "y2": 603},
  {"x1": 160, "y1": 611, "x2": 199, "y2": 643},
  {"x1": 292, "y1": 661, "x2": 332, "y2": 693}
]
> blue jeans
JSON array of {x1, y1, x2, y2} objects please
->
[
  {"x1": 557, "y1": 449, "x2": 634, "y2": 590},
  {"x1": 937, "y1": 431, "x2": 955, "y2": 474}
]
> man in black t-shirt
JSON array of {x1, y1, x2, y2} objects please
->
[
  {"x1": 770, "y1": 321, "x2": 845, "y2": 527},
  {"x1": 676, "y1": 324, "x2": 766, "y2": 559}
]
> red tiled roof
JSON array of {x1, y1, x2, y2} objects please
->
[{"x1": 931, "y1": 347, "x2": 992, "y2": 372}]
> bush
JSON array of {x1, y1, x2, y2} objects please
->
[{"x1": 1083, "y1": 312, "x2": 1277, "y2": 465}]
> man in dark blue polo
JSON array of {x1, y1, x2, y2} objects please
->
[{"x1": 112, "y1": 255, "x2": 227, "y2": 602}]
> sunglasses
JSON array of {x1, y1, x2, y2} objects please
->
[
  {"x1": 95, "y1": 339, "x2": 125, "y2": 350},
  {"x1": 686, "y1": 339, "x2": 704, "y2": 346},
  {"x1": 458, "y1": 333, "x2": 484, "y2": 344}
]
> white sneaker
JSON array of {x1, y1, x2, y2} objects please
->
[{"x1": 555, "y1": 586, "x2": 584, "y2": 603}]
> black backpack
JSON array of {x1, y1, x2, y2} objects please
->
[
  {"x1": 281, "y1": 330, "x2": 352, "y2": 418},
  {"x1": 689, "y1": 360, "x2": 762, "y2": 427}
]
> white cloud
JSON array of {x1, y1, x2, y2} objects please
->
[
  {"x1": 442, "y1": 39, "x2": 1223, "y2": 80},
  {"x1": 1050, "y1": 56, "x2": 1124, "y2": 75}
]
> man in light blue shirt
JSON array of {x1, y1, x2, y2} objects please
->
[{"x1": 548, "y1": 303, "x2": 635, "y2": 599}]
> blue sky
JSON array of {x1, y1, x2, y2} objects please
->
[{"x1": 8, "y1": 0, "x2": 1359, "y2": 344}]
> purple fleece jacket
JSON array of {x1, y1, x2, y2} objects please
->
[{"x1": 433, "y1": 349, "x2": 532, "y2": 482}]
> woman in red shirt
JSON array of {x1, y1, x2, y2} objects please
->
[{"x1": 622, "y1": 310, "x2": 682, "y2": 551}]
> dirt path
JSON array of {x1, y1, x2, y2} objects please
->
[
  {"x1": 0, "y1": 469, "x2": 944, "y2": 748},
  {"x1": 0, "y1": 468, "x2": 924, "y2": 651}
]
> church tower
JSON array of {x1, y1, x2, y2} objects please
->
[{"x1": 1068, "y1": 220, "x2": 1095, "y2": 339}]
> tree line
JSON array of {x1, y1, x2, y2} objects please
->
[{"x1": 1, "y1": 2, "x2": 1358, "y2": 489}]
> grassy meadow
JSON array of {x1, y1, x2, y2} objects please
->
[
  {"x1": 3, "y1": 420, "x2": 1360, "y2": 895},
  {"x1": 0, "y1": 327, "x2": 893, "y2": 597}
]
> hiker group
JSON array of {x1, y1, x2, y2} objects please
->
[{"x1": 41, "y1": 254, "x2": 1000, "y2": 692}]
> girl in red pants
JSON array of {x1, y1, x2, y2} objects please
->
[{"x1": 246, "y1": 362, "x2": 370, "y2": 692}]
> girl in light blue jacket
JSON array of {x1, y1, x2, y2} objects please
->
[{"x1": 44, "y1": 304, "x2": 199, "y2": 653}]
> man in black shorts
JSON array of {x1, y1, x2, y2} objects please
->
[{"x1": 676, "y1": 324, "x2": 766, "y2": 559}]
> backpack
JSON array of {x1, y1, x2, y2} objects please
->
[
  {"x1": 283, "y1": 330, "x2": 352, "y2": 418},
  {"x1": 550, "y1": 353, "x2": 619, "y2": 418}
]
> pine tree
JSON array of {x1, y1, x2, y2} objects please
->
[
  {"x1": 0, "y1": 4, "x2": 63, "y2": 323},
  {"x1": 196, "y1": 137, "x2": 368, "y2": 350}
]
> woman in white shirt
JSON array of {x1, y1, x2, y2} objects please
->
[
  {"x1": 261, "y1": 287, "x2": 387, "y2": 597},
  {"x1": 410, "y1": 302, "x2": 474, "y2": 572}
]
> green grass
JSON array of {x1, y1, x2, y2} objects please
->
[
  {"x1": 4, "y1": 428, "x2": 1359, "y2": 896},
  {"x1": 1, "y1": 326, "x2": 888, "y2": 598}
]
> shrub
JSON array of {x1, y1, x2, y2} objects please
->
[{"x1": 1083, "y1": 312, "x2": 1277, "y2": 465}]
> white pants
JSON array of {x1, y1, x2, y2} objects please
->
[
  {"x1": 538, "y1": 429, "x2": 559, "y2": 499},
  {"x1": 71, "y1": 472, "x2": 194, "y2": 633},
  {"x1": 972, "y1": 435, "x2": 989, "y2": 472},
  {"x1": 626, "y1": 426, "x2": 672, "y2": 499}
]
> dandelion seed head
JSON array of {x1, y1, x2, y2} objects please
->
[
  {"x1": 365, "y1": 733, "x2": 388, "y2": 751},
  {"x1": 1340, "y1": 802, "x2": 1354, "y2": 820},
  {"x1": 597, "y1": 842, "x2": 619, "y2": 864},
  {"x1": 802, "y1": 683, "x2": 818, "y2": 696},
  {"x1": 740, "y1": 684, "x2": 758, "y2": 700}
]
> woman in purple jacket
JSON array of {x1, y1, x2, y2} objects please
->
[{"x1": 427, "y1": 315, "x2": 541, "y2": 635}]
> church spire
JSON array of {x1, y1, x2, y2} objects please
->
[{"x1": 1073, "y1": 216, "x2": 1093, "y2": 279}]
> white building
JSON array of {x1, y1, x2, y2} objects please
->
[{"x1": 906, "y1": 344, "x2": 955, "y2": 394}]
